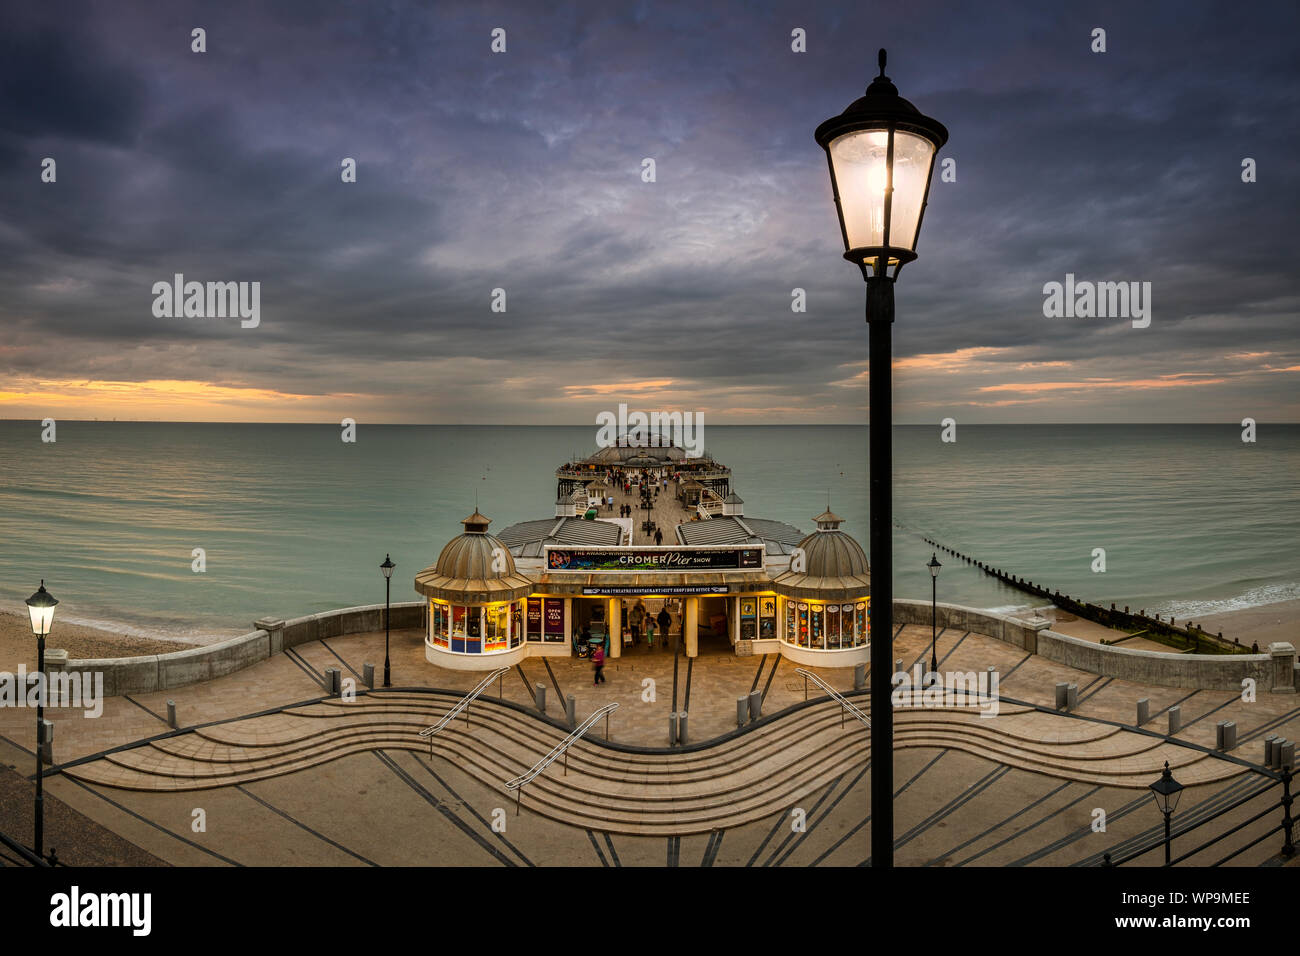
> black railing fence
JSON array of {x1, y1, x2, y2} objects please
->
[{"x1": 1100, "y1": 768, "x2": 1294, "y2": 867}]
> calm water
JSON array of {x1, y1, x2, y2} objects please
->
[{"x1": 0, "y1": 422, "x2": 1295, "y2": 641}]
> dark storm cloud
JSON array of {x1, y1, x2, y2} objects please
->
[{"x1": 0, "y1": 0, "x2": 1296, "y2": 422}]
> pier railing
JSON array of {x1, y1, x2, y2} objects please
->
[
  {"x1": 793, "y1": 668, "x2": 871, "y2": 730},
  {"x1": 504, "y1": 702, "x2": 619, "y2": 813},
  {"x1": 418, "y1": 666, "x2": 510, "y2": 755},
  {"x1": 697, "y1": 489, "x2": 725, "y2": 517}
]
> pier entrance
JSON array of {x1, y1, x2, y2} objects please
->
[{"x1": 571, "y1": 594, "x2": 740, "y2": 660}]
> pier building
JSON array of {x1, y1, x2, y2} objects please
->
[{"x1": 416, "y1": 443, "x2": 872, "y2": 670}]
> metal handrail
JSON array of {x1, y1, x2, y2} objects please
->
[
  {"x1": 418, "y1": 666, "x2": 509, "y2": 755},
  {"x1": 794, "y1": 668, "x2": 871, "y2": 730},
  {"x1": 504, "y1": 702, "x2": 619, "y2": 814},
  {"x1": 0, "y1": 830, "x2": 51, "y2": 866}
]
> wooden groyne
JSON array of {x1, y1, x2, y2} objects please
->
[{"x1": 916, "y1": 534, "x2": 1250, "y2": 656}]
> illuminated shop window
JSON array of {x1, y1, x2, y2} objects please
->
[{"x1": 430, "y1": 600, "x2": 522, "y2": 654}]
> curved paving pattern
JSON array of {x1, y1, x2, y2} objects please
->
[{"x1": 63, "y1": 691, "x2": 1246, "y2": 836}]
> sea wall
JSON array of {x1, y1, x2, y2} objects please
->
[
  {"x1": 893, "y1": 600, "x2": 1288, "y2": 692},
  {"x1": 894, "y1": 600, "x2": 1044, "y2": 653},
  {"x1": 53, "y1": 602, "x2": 425, "y2": 697},
  {"x1": 47, "y1": 598, "x2": 1291, "y2": 695}
]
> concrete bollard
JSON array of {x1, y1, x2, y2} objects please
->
[
  {"x1": 678, "y1": 712, "x2": 688, "y2": 745},
  {"x1": 1067, "y1": 684, "x2": 1079, "y2": 711},
  {"x1": 1264, "y1": 735, "x2": 1279, "y2": 768},
  {"x1": 566, "y1": 694, "x2": 577, "y2": 728},
  {"x1": 363, "y1": 663, "x2": 375, "y2": 689},
  {"x1": 1168, "y1": 705, "x2": 1181, "y2": 735},
  {"x1": 853, "y1": 662, "x2": 866, "y2": 691},
  {"x1": 535, "y1": 682, "x2": 546, "y2": 713},
  {"x1": 1280, "y1": 741, "x2": 1296, "y2": 772},
  {"x1": 39, "y1": 718, "x2": 53, "y2": 765},
  {"x1": 1216, "y1": 720, "x2": 1226, "y2": 750},
  {"x1": 895, "y1": 659, "x2": 903, "y2": 676},
  {"x1": 737, "y1": 697, "x2": 749, "y2": 728},
  {"x1": 1136, "y1": 698, "x2": 1150, "y2": 726},
  {"x1": 668, "y1": 712, "x2": 678, "y2": 746},
  {"x1": 324, "y1": 667, "x2": 340, "y2": 696},
  {"x1": 1055, "y1": 682, "x2": 1069, "y2": 710},
  {"x1": 166, "y1": 699, "x2": 177, "y2": 729},
  {"x1": 748, "y1": 689, "x2": 762, "y2": 722},
  {"x1": 1222, "y1": 720, "x2": 1237, "y2": 751},
  {"x1": 1274, "y1": 740, "x2": 1289, "y2": 770}
]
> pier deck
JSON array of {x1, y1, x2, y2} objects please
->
[{"x1": 596, "y1": 476, "x2": 697, "y2": 546}]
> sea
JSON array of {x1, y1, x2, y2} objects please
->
[{"x1": 0, "y1": 421, "x2": 1295, "y2": 644}]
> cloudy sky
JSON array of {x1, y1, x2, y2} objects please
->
[{"x1": 2, "y1": 0, "x2": 1297, "y2": 424}]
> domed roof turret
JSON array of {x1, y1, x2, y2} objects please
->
[
  {"x1": 415, "y1": 510, "x2": 533, "y2": 604},
  {"x1": 584, "y1": 444, "x2": 689, "y2": 465},
  {"x1": 772, "y1": 509, "x2": 871, "y2": 601}
]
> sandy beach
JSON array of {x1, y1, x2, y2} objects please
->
[
  {"x1": 1193, "y1": 598, "x2": 1300, "y2": 650},
  {"x1": 1015, "y1": 599, "x2": 1300, "y2": 652},
  {"x1": 0, "y1": 611, "x2": 197, "y2": 673}
]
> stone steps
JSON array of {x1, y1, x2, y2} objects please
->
[{"x1": 63, "y1": 691, "x2": 1247, "y2": 835}]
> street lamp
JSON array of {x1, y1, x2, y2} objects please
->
[
  {"x1": 1149, "y1": 760, "x2": 1184, "y2": 865},
  {"x1": 25, "y1": 580, "x2": 58, "y2": 861},
  {"x1": 816, "y1": 49, "x2": 947, "y2": 870},
  {"x1": 380, "y1": 554, "x2": 395, "y2": 688},
  {"x1": 928, "y1": 552, "x2": 942, "y2": 673}
]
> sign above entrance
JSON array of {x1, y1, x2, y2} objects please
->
[
  {"x1": 581, "y1": 585, "x2": 730, "y2": 596},
  {"x1": 547, "y1": 546, "x2": 763, "y2": 572}
]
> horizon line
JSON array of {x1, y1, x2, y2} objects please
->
[{"x1": 3, "y1": 419, "x2": 1296, "y2": 427}]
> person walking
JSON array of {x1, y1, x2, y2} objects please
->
[
  {"x1": 645, "y1": 615, "x2": 656, "y2": 649},
  {"x1": 656, "y1": 606, "x2": 672, "y2": 652},
  {"x1": 654, "y1": 527, "x2": 663, "y2": 545},
  {"x1": 630, "y1": 601, "x2": 644, "y2": 646},
  {"x1": 592, "y1": 643, "x2": 606, "y2": 684}
]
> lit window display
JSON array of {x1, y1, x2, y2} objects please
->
[
  {"x1": 780, "y1": 597, "x2": 869, "y2": 650},
  {"x1": 431, "y1": 602, "x2": 449, "y2": 648},
  {"x1": 429, "y1": 600, "x2": 521, "y2": 654},
  {"x1": 759, "y1": 596, "x2": 777, "y2": 639},
  {"x1": 525, "y1": 598, "x2": 543, "y2": 643}
]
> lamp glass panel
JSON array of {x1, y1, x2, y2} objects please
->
[
  {"x1": 829, "y1": 128, "x2": 936, "y2": 256},
  {"x1": 28, "y1": 602, "x2": 55, "y2": 636}
]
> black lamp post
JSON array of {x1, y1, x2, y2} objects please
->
[
  {"x1": 25, "y1": 580, "x2": 58, "y2": 861},
  {"x1": 1149, "y1": 760, "x2": 1184, "y2": 865},
  {"x1": 928, "y1": 552, "x2": 942, "y2": 673},
  {"x1": 380, "y1": 555, "x2": 394, "y2": 687},
  {"x1": 816, "y1": 49, "x2": 947, "y2": 870}
]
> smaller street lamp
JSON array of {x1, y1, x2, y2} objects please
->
[
  {"x1": 1149, "y1": 760, "x2": 1184, "y2": 865},
  {"x1": 380, "y1": 555, "x2": 395, "y2": 688},
  {"x1": 927, "y1": 552, "x2": 942, "y2": 674},
  {"x1": 25, "y1": 580, "x2": 58, "y2": 861}
]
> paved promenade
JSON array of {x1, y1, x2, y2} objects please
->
[{"x1": 1, "y1": 622, "x2": 1296, "y2": 866}]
